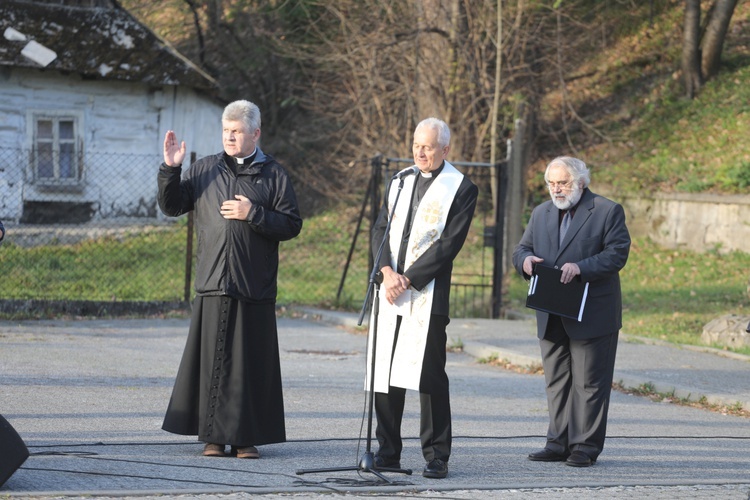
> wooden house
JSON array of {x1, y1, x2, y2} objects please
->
[{"x1": 0, "y1": 0, "x2": 223, "y2": 223}]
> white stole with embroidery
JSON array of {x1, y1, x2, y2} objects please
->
[{"x1": 366, "y1": 162, "x2": 463, "y2": 393}]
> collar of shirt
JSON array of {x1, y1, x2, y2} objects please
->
[
  {"x1": 421, "y1": 161, "x2": 445, "y2": 178},
  {"x1": 236, "y1": 148, "x2": 258, "y2": 164},
  {"x1": 559, "y1": 205, "x2": 578, "y2": 223}
]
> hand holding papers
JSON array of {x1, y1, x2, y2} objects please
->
[{"x1": 526, "y1": 264, "x2": 589, "y2": 321}]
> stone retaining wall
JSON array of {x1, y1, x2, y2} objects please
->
[{"x1": 615, "y1": 192, "x2": 750, "y2": 254}]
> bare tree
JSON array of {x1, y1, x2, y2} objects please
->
[
  {"x1": 682, "y1": 0, "x2": 702, "y2": 99},
  {"x1": 120, "y1": 0, "x2": 671, "y2": 208},
  {"x1": 701, "y1": 0, "x2": 739, "y2": 79},
  {"x1": 682, "y1": 0, "x2": 738, "y2": 98},
  {"x1": 490, "y1": 0, "x2": 503, "y2": 214}
]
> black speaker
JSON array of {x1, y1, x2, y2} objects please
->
[{"x1": 0, "y1": 414, "x2": 29, "y2": 487}]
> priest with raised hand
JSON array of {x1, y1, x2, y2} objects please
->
[{"x1": 158, "y1": 99, "x2": 302, "y2": 459}]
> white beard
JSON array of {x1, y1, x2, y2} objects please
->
[{"x1": 551, "y1": 184, "x2": 583, "y2": 210}]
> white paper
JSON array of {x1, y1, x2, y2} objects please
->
[
  {"x1": 392, "y1": 288, "x2": 412, "y2": 317},
  {"x1": 577, "y1": 282, "x2": 590, "y2": 322},
  {"x1": 528, "y1": 275, "x2": 538, "y2": 295}
]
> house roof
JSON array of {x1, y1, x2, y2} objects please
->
[{"x1": 0, "y1": 0, "x2": 217, "y2": 90}]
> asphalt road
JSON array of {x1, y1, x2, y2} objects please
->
[{"x1": 0, "y1": 314, "x2": 748, "y2": 498}]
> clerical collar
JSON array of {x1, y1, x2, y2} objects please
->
[
  {"x1": 236, "y1": 148, "x2": 257, "y2": 164},
  {"x1": 420, "y1": 161, "x2": 445, "y2": 179}
]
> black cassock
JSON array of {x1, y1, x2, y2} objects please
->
[{"x1": 162, "y1": 296, "x2": 286, "y2": 446}]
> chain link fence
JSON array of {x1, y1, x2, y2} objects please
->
[
  {"x1": 0, "y1": 147, "x2": 506, "y2": 318},
  {"x1": 0, "y1": 146, "x2": 188, "y2": 315}
]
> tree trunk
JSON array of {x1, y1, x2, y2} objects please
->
[
  {"x1": 490, "y1": 0, "x2": 502, "y2": 215},
  {"x1": 414, "y1": 0, "x2": 450, "y2": 121},
  {"x1": 701, "y1": 0, "x2": 738, "y2": 79},
  {"x1": 184, "y1": 0, "x2": 206, "y2": 67},
  {"x1": 682, "y1": 0, "x2": 702, "y2": 99}
]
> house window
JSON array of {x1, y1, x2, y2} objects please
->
[{"x1": 32, "y1": 115, "x2": 82, "y2": 184}]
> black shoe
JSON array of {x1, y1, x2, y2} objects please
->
[
  {"x1": 373, "y1": 454, "x2": 401, "y2": 469},
  {"x1": 527, "y1": 448, "x2": 569, "y2": 462},
  {"x1": 566, "y1": 450, "x2": 595, "y2": 467},
  {"x1": 423, "y1": 458, "x2": 448, "y2": 479}
]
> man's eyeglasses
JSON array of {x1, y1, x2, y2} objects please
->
[{"x1": 546, "y1": 180, "x2": 574, "y2": 190}]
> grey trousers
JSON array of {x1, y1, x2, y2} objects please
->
[{"x1": 539, "y1": 315, "x2": 619, "y2": 460}]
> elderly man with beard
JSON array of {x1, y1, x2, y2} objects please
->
[{"x1": 512, "y1": 156, "x2": 630, "y2": 467}]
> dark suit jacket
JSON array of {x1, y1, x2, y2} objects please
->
[
  {"x1": 372, "y1": 174, "x2": 478, "y2": 317},
  {"x1": 512, "y1": 188, "x2": 630, "y2": 339}
]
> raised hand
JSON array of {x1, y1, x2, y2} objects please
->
[{"x1": 163, "y1": 130, "x2": 186, "y2": 167}]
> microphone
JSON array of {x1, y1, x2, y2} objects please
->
[{"x1": 392, "y1": 165, "x2": 420, "y2": 179}]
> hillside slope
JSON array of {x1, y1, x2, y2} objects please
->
[{"x1": 535, "y1": 1, "x2": 750, "y2": 197}]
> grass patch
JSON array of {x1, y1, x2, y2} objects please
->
[
  {"x1": 278, "y1": 201, "x2": 498, "y2": 316},
  {"x1": 478, "y1": 353, "x2": 544, "y2": 375},
  {"x1": 621, "y1": 238, "x2": 750, "y2": 352},
  {"x1": 447, "y1": 336, "x2": 465, "y2": 353},
  {"x1": 506, "y1": 236, "x2": 750, "y2": 356},
  {"x1": 277, "y1": 206, "x2": 370, "y2": 309},
  {"x1": 597, "y1": 63, "x2": 750, "y2": 195},
  {"x1": 536, "y1": 2, "x2": 750, "y2": 198},
  {"x1": 2, "y1": 207, "x2": 749, "y2": 357},
  {"x1": 0, "y1": 228, "x2": 187, "y2": 302},
  {"x1": 614, "y1": 381, "x2": 748, "y2": 418}
]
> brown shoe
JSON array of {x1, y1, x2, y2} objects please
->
[
  {"x1": 231, "y1": 445, "x2": 260, "y2": 459},
  {"x1": 202, "y1": 443, "x2": 226, "y2": 457}
]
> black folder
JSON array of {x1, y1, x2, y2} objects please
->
[{"x1": 526, "y1": 264, "x2": 589, "y2": 321}]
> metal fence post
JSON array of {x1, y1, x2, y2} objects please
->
[
  {"x1": 492, "y1": 160, "x2": 508, "y2": 318},
  {"x1": 368, "y1": 155, "x2": 383, "y2": 274}
]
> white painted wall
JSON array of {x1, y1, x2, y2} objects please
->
[{"x1": 0, "y1": 67, "x2": 223, "y2": 221}]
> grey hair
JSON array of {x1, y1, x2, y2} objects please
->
[
  {"x1": 222, "y1": 100, "x2": 261, "y2": 133},
  {"x1": 415, "y1": 117, "x2": 451, "y2": 147},
  {"x1": 545, "y1": 156, "x2": 591, "y2": 188}
]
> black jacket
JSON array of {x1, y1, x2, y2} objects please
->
[
  {"x1": 158, "y1": 148, "x2": 302, "y2": 302},
  {"x1": 372, "y1": 172, "x2": 478, "y2": 316}
]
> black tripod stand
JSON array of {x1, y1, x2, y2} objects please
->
[{"x1": 296, "y1": 173, "x2": 413, "y2": 482}]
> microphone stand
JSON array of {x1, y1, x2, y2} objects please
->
[{"x1": 296, "y1": 174, "x2": 413, "y2": 482}]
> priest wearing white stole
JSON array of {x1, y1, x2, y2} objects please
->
[{"x1": 368, "y1": 118, "x2": 478, "y2": 479}]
